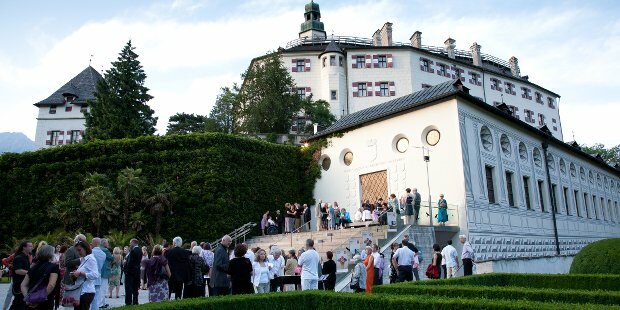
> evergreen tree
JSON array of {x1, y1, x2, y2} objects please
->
[
  {"x1": 85, "y1": 40, "x2": 157, "y2": 140},
  {"x1": 166, "y1": 113, "x2": 218, "y2": 135},
  {"x1": 237, "y1": 52, "x2": 302, "y2": 134},
  {"x1": 209, "y1": 85, "x2": 239, "y2": 134},
  {"x1": 301, "y1": 98, "x2": 336, "y2": 134}
]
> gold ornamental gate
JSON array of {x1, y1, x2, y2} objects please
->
[{"x1": 359, "y1": 170, "x2": 388, "y2": 203}]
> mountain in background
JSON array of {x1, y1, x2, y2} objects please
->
[{"x1": 0, "y1": 132, "x2": 36, "y2": 154}]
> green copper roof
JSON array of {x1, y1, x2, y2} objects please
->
[{"x1": 300, "y1": 1, "x2": 324, "y2": 33}]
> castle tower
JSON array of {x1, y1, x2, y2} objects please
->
[
  {"x1": 299, "y1": 1, "x2": 326, "y2": 40},
  {"x1": 319, "y1": 41, "x2": 347, "y2": 118}
]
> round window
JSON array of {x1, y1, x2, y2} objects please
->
[
  {"x1": 321, "y1": 157, "x2": 331, "y2": 171},
  {"x1": 343, "y1": 152, "x2": 353, "y2": 166},
  {"x1": 426, "y1": 129, "x2": 440, "y2": 146},
  {"x1": 396, "y1": 137, "x2": 409, "y2": 153}
]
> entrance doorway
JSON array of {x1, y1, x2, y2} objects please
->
[{"x1": 359, "y1": 170, "x2": 388, "y2": 203}]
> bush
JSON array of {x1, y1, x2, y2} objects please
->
[
  {"x1": 119, "y1": 291, "x2": 617, "y2": 310},
  {"x1": 400, "y1": 273, "x2": 620, "y2": 291},
  {"x1": 0, "y1": 133, "x2": 318, "y2": 252},
  {"x1": 570, "y1": 238, "x2": 620, "y2": 275},
  {"x1": 373, "y1": 284, "x2": 620, "y2": 305}
]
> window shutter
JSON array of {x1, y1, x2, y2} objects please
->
[
  {"x1": 367, "y1": 82, "x2": 373, "y2": 96},
  {"x1": 65, "y1": 139, "x2": 71, "y2": 144},
  {"x1": 65, "y1": 106, "x2": 72, "y2": 112},
  {"x1": 351, "y1": 55, "x2": 357, "y2": 69},
  {"x1": 365, "y1": 55, "x2": 371, "y2": 68},
  {"x1": 305, "y1": 59, "x2": 311, "y2": 72},
  {"x1": 352, "y1": 82, "x2": 358, "y2": 97},
  {"x1": 389, "y1": 81, "x2": 396, "y2": 96},
  {"x1": 46, "y1": 131, "x2": 51, "y2": 135},
  {"x1": 45, "y1": 140, "x2": 51, "y2": 145},
  {"x1": 428, "y1": 60, "x2": 435, "y2": 73},
  {"x1": 305, "y1": 87, "x2": 312, "y2": 97},
  {"x1": 387, "y1": 54, "x2": 393, "y2": 68},
  {"x1": 59, "y1": 131, "x2": 64, "y2": 135},
  {"x1": 58, "y1": 140, "x2": 63, "y2": 145},
  {"x1": 374, "y1": 82, "x2": 381, "y2": 96},
  {"x1": 373, "y1": 55, "x2": 378, "y2": 68},
  {"x1": 292, "y1": 58, "x2": 298, "y2": 72},
  {"x1": 437, "y1": 64, "x2": 442, "y2": 76}
]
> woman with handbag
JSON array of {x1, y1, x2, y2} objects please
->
[
  {"x1": 20, "y1": 245, "x2": 59, "y2": 310},
  {"x1": 349, "y1": 255, "x2": 365, "y2": 293},
  {"x1": 68, "y1": 241, "x2": 99, "y2": 310},
  {"x1": 145, "y1": 245, "x2": 171, "y2": 302},
  {"x1": 425, "y1": 244, "x2": 442, "y2": 280}
]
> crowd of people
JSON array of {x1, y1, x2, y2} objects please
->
[{"x1": 259, "y1": 188, "x2": 451, "y2": 236}]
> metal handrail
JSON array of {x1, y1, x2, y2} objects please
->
[
  {"x1": 210, "y1": 222, "x2": 257, "y2": 249},
  {"x1": 284, "y1": 35, "x2": 512, "y2": 69}
]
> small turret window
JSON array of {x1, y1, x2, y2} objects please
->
[
  {"x1": 339, "y1": 56, "x2": 343, "y2": 67},
  {"x1": 330, "y1": 55, "x2": 336, "y2": 66},
  {"x1": 330, "y1": 90, "x2": 337, "y2": 100}
]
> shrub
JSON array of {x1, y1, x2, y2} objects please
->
[
  {"x1": 402, "y1": 273, "x2": 620, "y2": 291},
  {"x1": 570, "y1": 238, "x2": 620, "y2": 275},
  {"x1": 119, "y1": 290, "x2": 617, "y2": 310},
  {"x1": 373, "y1": 284, "x2": 620, "y2": 305},
  {"x1": 0, "y1": 133, "x2": 318, "y2": 253}
]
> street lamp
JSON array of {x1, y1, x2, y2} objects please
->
[{"x1": 414, "y1": 146, "x2": 433, "y2": 226}]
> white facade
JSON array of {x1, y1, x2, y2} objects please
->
[
  {"x1": 34, "y1": 104, "x2": 87, "y2": 149},
  {"x1": 312, "y1": 94, "x2": 619, "y2": 264}
]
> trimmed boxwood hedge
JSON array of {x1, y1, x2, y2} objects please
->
[
  {"x1": 0, "y1": 133, "x2": 319, "y2": 249},
  {"x1": 402, "y1": 273, "x2": 620, "y2": 291},
  {"x1": 373, "y1": 284, "x2": 620, "y2": 306},
  {"x1": 571, "y1": 238, "x2": 620, "y2": 275},
  {"x1": 119, "y1": 291, "x2": 619, "y2": 310}
]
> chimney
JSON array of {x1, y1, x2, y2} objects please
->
[
  {"x1": 444, "y1": 38, "x2": 456, "y2": 59},
  {"x1": 372, "y1": 29, "x2": 381, "y2": 46},
  {"x1": 410, "y1": 31, "x2": 422, "y2": 48},
  {"x1": 380, "y1": 22, "x2": 393, "y2": 46},
  {"x1": 470, "y1": 42, "x2": 482, "y2": 66},
  {"x1": 509, "y1": 56, "x2": 521, "y2": 77}
]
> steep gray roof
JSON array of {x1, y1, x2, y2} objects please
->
[
  {"x1": 34, "y1": 66, "x2": 103, "y2": 106},
  {"x1": 319, "y1": 40, "x2": 343, "y2": 57},
  {"x1": 311, "y1": 79, "x2": 465, "y2": 139}
]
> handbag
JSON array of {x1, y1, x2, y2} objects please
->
[
  {"x1": 425, "y1": 263, "x2": 439, "y2": 279},
  {"x1": 25, "y1": 264, "x2": 53, "y2": 304},
  {"x1": 62, "y1": 257, "x2": 91, "y2": 307}
]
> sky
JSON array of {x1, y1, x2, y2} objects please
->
[{"x1": 0, "y1": 0, "x2": 619, "y2": 147}]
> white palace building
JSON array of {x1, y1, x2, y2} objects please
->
[{"x1": 269, "y1": 2, "x2": 619, "y2": 273}]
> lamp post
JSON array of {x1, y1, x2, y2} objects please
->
[{"x1": 414, "y1": 146, "x2": 433, "y2": 226}]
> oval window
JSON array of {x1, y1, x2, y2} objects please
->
[
  {"x1": 344, "y1": 152, "x2": 353, "y2": 166},
  {"x1": 321, "y1": 157, "x2": 331, "y2": 171},
  {"x1": 396, "y1": 137, "x2": 409, "y2": 153},
  {"x1": 480, "y1": 126, "x2": 493, "y2": 152}
]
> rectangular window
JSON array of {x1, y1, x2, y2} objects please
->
[
  {"x1": 593, "y1": 195, "x2": 599, "y2": 219},
  {"x1": 505, "y1": 82, "x2": 516, "y2": 95},
  {"x1": 65, "y1": 105, "x2": 72, "y2": 112},
  {"x1": 538, "y1": 180, "x2": 546, "y2": 212},
  {"x1": 525, "y1": 110, "x2": 534, "y2": 123},
  {"x1": 339, "y1": 56, "x2": 343, "y2": 67},
  {"x1": 296, "y1": 59, "x2": 305, "y2": 72},
  {"x1": 535, "y1": 92, "x2": 543, "y2": 104},
  {"x1": 609, "y1": 199, "x2": 613, "y2": 222},
  {"x1": 547, "y1": 97, "x2": 555, "y2": 109},
  {"x1": 523, "y1": 176, "x2": 532, "y2": 210},
  {"x1": 49, "y1": 105, "x2": 57, "y2": 114},
  {"x1": 80, "y1": 106, "x2": 88, "y2": 113},
  {"x1": 469, "y1": 72, "x2": 481, "y2": 86},
  {"x1": 438, "y1": 63, "x2": 447, "y2": 76},
  {"x1": 330, "y1": 90, "x2": 337, "y2": 100},
  {"x1": 574, "y1": 190, "x2": 581, "y2": 217},
  {"x1": 584, "y1": 193, "x2": 590, "y2": 218},
  {"x1": 297, "y1": 88, "x2": 306, "y2": 99},
  {"x1": 421, "y1": 84, "x2": 432, "y2": 89},
  {"x1": 357, "y1": 83, "x2": 367, "y2": 97},
  {"x1": 379, "y1": 82, "x2": 389, "y2": 97},
  {"x1": 506, "y1": 171, "x2": 515, "y2": 207},
  {"x1": 50, "y1": 131, "x2": 60, "y2": 146},
  {"x1": 420, "y1": 58, "x2": 430, "y2": 72},
  {"x1": 490, "y1": 78, "x2": 502, "y2": 91},
  {"x1": 356, "y1": 56, "x2": 365, "y2": 69},
  {"x1": 538, "y1": 113, "x2": 546, "y2": 126},
  {"x1": 485, "y1": 166, "x2": 496, "y2": 204},
  {"x1": 601, "y1": 198, "x2": 606, "y2": 220},
  {"x1": 330, "y1": 55, "x2": 336, "y2": 66},
  {"x1": 454, "y1": 67, "x2": 463, "y2": 81},
  {"x1": 563, "y1": 187, "x2": 570, "y2": 215},
  {"x1": 551, "y1": 184, "x2": 558, "y2": 213},
  {"x1": 69, "y1": 130, "x2": 80, "y2": 144},
  {"x1": 521, "y1": 87, "x2": 532, "y2": 100},
  {"x1": 378, "y1": 55, "x2": 387, "y2": 68}
]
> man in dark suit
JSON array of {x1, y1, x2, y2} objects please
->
[
  {"x1": 164, "y1": 236, "x2": 191, "y2": 299},
  {"x1": 211, "y1": 235, "x2": 231, "y2": 296},
  {"x1": 124, "y1": 239, "x2": 142, "y2": 306}
]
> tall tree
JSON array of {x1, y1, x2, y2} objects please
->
[
  {"x1": 116, "y1": 168, "x2": 146, "y2": 232},
  {"x1": 209, "y1": 85, "x2": 239, "y2": 134},
  {"x1": 80, "y1": 173, "x2": 118, "y2": 236},
  {"x1": 237, "y1": 52, "x2": 302, "y2": 134},
  {"x1": 581, "y1": 143, "x2": 620, "y2": 166},
  {"x1": 166, "y1": 113, "x2": 218, "y2": 135},
  {"x1": 85, "y1": 40, "x2": 157, "y2": 140},
  {"x1": 145, "y1": 184, "x2": 175, "y2": 237},
  {"x1": 301, "y1": 98, "x2": 336, "y2": 135}
]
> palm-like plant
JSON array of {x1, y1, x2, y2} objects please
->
[
  {"x1": 49, "y1": 197, "x2": 82, "y2": 231},
  {"x1": 130, "y1": 211, "x2": 148, "y2": 233},
  {"x1": 80, "y1": 182, "x2": 118, "y2": 236},
  {"x1": 117, "y1": 168, "x2": 146, "y2": 232},
  {"x1": 145, "y1": 184, "x2": 175, "y2": 237}
]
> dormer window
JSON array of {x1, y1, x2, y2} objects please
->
[
  {"x1": 49, "y1": 105, "x2": 57, "y2": 114},
  {"x1": 64, "y1": 96, "x2": 75, "y2": 103}
]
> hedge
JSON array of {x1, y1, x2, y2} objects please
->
[
  {"x1": 0, "y1": 133, "x2": 319, "y2": 250},
  {"x1": 119, "y1": 291, "x2": 619, "y2": 310},
  {"x1": 571, "y1": 238, "x2": 620, "y2": 275},
  {"x1": 373, "y1": 284, "x2": 620, "y2": 306},
  {"x1": 401, "y1": 273, "x2": 620, "y2": 291}
]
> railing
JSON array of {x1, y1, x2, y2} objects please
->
[
  {"x1": 210, "y1": 222, "x2": 257, "y2": 249},
  {"x1": 418, "y1": 202, "x2": 460, "y2": 227},
  {"x1": 284, "y1": 35, "x2": 512, "y2": 70}
]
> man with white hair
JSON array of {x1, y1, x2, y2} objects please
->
[
  {"x1": 212, "y1": 235, "x2": 232, "y2": 296},
  {"x1": 460, "y1": 235, "x2": 474, "y2": 276},
  {"x1": 63, "y1": 234, "x2": 87, "y2": 285},
  {"x1": 90, "y1": 238, "x2": 105, "y2": 310},
  {"x1": 165, "y1": 236, "x2": 190, "y2": 299},
  {"x1": 267, "y1": 246, "x2": 285, "y2": 292}
]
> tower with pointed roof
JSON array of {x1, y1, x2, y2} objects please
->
[
  {"x1": 33, "y1": 66, "x2": 102, "y2": 149},
  {"x1": 319, "y1": 41, "x2": 347, "y2": 117},
  {"x1": 299, "y1": 1, "x2": 326, "y2": 40}
]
